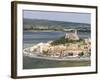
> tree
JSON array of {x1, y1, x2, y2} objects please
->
[
  {"x1": 68, "y1": 53, "x2": 73, "y2": 56},
  {"x1": 78, "y1": 52, "x2": 84, "y2": 57},
  {"x1": 42, "y1": 50, "x2": 49, "y2": 56}
]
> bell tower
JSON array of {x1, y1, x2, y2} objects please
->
[{"x1": 75, "y1": 29, "x2": 78, "y2": 35}]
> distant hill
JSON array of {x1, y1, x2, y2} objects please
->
[{"x1": 23, "y1": 19, "x2": 91, "y2": 31}]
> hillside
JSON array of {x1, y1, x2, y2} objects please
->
[{"x1": 23, "y1": 19, "x2": 91, "y2": 31}]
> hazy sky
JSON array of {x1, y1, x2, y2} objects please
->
[{"x1": 23, "y1": 10, "x2": 91, "y2": 24}]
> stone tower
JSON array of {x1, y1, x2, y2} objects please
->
[{"x1": 65, "y1": 29, "x2": 79, "y2": 40}]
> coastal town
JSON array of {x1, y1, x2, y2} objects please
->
[{"x1": 23, "y1": 30, "x2": 91, "y2": 60}]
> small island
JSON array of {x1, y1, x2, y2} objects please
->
[{"x1": 23, "y1": 29, "x2": 91, "y2": 61}]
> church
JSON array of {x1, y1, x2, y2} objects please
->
[{"x1": 65, "y1": 29, "x2": 79, "y2": 40}]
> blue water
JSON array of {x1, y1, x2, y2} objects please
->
[
  {"x1": 23, "y1": 31, "x2": 90, "y2": 48},
  {"x1": 23, "y1": 31, "x2": 65, "y2": 44}
]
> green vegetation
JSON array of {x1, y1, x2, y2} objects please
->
[
  {"x1": 51, "y1": 36, "x2": 84, "y2": 45},
  {"x1": 78, "y1": 52, "x2": 84, "y2": 57},
  {"x1": 42, "y1": 50, "x2": 49, "y2": 56},
  {"x1": 23, "y1": 19, "x2": 90, "y2": 31}
]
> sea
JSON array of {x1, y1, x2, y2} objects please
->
[{"x1": 23, "y1": 31, "x2": 91, "y2": 69}]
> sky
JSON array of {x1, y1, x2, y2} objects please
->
[{"x1": 23, "y1": 10, "x2": 91, "y2": 24}]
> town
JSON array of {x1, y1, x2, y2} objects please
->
[{"x1": 24, "y1": 30, "x2": 91, "y2": 59}]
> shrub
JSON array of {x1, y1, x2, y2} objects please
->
[
  {"x1": 51, "y1": 36, "x2": 84, "y2": 45},
  {"x1": 78, "y1": 52, "x2": 84, "y2": 57}
]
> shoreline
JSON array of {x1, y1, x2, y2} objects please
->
[
  {"x1": 23, "y1": 30, "x2": 64, "y2": 32},
  {"x1": 23, "y1": 29, "x2": 91, "y2": 32},
  {"x1": 23, "y1": 50, "x2": 90, "y2": 61}
]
